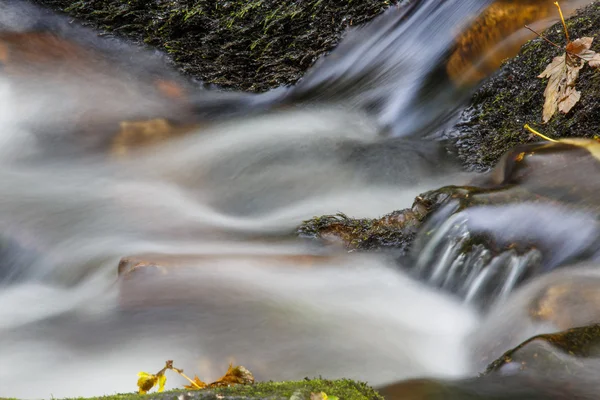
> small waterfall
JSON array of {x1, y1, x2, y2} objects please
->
[
  {"x1": 409, "y1": 203, "x2": 543, "y2": 309},
  {"x1": 409, "y1": 201, "x2": 600, "y2": 309}
]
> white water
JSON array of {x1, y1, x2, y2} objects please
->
[
  {"x1": 0, "y1": 0, "x2": 597, "y2": 398},
  {"x1": 0, "y1": 73, "x2": 479, "y2": 397}
]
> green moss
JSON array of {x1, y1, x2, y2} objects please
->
[
  {"x1": 297, "y1": 187, "x2": 456, "y2": 253},
  {"x1": 57, "y1": 379, "x2": 381, "y2": 400},
  {"x1": 34, "y1": 0, "x2": 399, "y2": 92},
  {"x1": 455, "y1": 2, "x2": 600, "y2": 171}
]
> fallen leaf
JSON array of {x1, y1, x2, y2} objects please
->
[
  {"x1": 535, "y1": 4, "x2": 600, "y2": 122},
  {"x1": 566, "y1": 37, "x2": 600, "y2": 67},
  {"x1": 136, "y1": 360, "x2": 171, "y2": 394},
  {"x1": 137, "y1": 372, "x2": 159, "y2": 394},
  {"x1": 158, "y1": 374, "x2": 167, "y2": 392},
  {"x1": 209, "y1": 363, "x2": 255, "y2": 387},
  {"x1": 310, "y1": 392, "x2": 339, "y2": 400},
  {"x1": 183, "y1": 375, "x2": 207, "y2": 390},
  {"x1": 538, "y1": 53, "x2": 582, "y2": 122}
]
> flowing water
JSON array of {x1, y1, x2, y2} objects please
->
[{"x1": 0, "y1": 0, "x2": 597, "y2": 398}]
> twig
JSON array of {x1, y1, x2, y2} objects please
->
[
  {"x1": 554, "y1": 1, "x2": 570, "y2": 43},
  {"x1": 524, "y1": 124, "x2": 558, "y2": 142},
  {"x1": 524, "y1": 25, "x2": 586, "y2": 62},
  {"x1": 171, "y1": 367, "x2": 204, "y2": 389}
]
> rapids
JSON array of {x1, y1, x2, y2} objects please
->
[{"x1": 0, "y1": 0, "x2": 597, "y2": 398}]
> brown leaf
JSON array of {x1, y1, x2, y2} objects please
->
[
  {"x1": 566, "y1": 37, "x2": 600, "y2": 67},
  {"x1": 557, "y1": 86, "x2": 581, "y2": 114},
  {"x1": 537, "y1": 53, "x2": 583, "y2": 122},
  {"x1": 183, "y1": 375, "x2": 208, "y2": 390},
  {"x1": 209, "y1": 363, "x2": 255, "y2": 387},
  {"x1": 565, "y1": 37, "x2": 593, "y2": 54}
]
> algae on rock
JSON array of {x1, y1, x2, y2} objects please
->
[
  {"x1": 18, "y1": 379, "x2": 382, "y2": 400},
  {"x1": 33, "y1": 0, "x2": 398, "y2": 92},
  {"x1": 453, "y1": 1, "x2": 600, "y2": 171}
]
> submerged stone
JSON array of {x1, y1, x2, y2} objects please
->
[
  {"x1": 467, "y1": 265, "x2": 600, "y2": 369},
  {"x1": 378, "y1": 374, "x2": 598, "y2": 399},
  {"x1": 484, "y1": 324, "x2": 600, "y2": 377}
]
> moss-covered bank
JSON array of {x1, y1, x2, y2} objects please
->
[
  {"x1": 1, "y1": 379, "x2": 382, "y2": 400},
  {"x1": 33, "y1": 0, "x2": 398, "y2": 92},
  {"x1": 454, "y1": 1, "x2": 600, "y2": 171}
]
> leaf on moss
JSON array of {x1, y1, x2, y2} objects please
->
[
  {"x1": 183, "y1": 375, "x2": 208, "y2": 390},
  {"x1": 538, "y1": 52, "x2": 582, "y2": 123},
  {"x1": 137, "y1": 372, "x2": 159, "y2": 394},
  {"x1": 536, "y1": 3, "x2": 600, "y2": 122},
  {"x1": 310, "y1": 392, "x2": 339, "y2": 400},
  {"x1": 566, "y1": 37, "x2": 600, "y2": 67},
  {"x1": 209, "y1": 363, "x2": 255, "y2": 388}
]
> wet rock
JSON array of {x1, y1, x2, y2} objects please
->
[
  {"x1": 0, "y1": 3, "x2": 207, "y2": 156},
  {"x1": 453, "y1": 1, "x2": 600, "y2": 171},
  {"x1": 117, "y1": 252, "x2": 348, "y2": 309},
  {"x1": 297, "y1": 188, "x2": 452, "y2": 254},
  {"x1": 378, "y1": 374, "x2": 598, "y2": 399},
  {"x1": 301, "y1": 138, "x2": 600, "y2": 308},
  {"x1": 32, "y1": 0, "x2": 400, "y2": 93},
  {"x1": 484, "y1": 324, "x2": 600, "y2": 377},
  {"x1": 468, "y1": 264, "x2": 600, "y2": 369},
  {"x1": 407, "y1": 138, "x2": 600, "y2": 308}
]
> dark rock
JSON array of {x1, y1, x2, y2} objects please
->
[
  {"x1": 484, "y1": 324, "x2": 600, "y2": 377},
  {"x1": 32, "y1": 0, "x2": 399, "y2": 92},
  {"x1": 297, "y1": 187, "x2": 453, "y2": 254},
  {"x1": 453, "y1": 1, "x2": 600, "y2": 171},
  {"x1": 378, "y1": 374, "x2": 599, "y2": 399}
]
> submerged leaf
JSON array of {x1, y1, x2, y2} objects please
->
[{"x1": 137, "y1": 372, "x2": 159, "y2": 394}]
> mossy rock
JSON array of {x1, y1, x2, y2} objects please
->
[
  {"x1": 454, "y1": 1, "x2": 600, "y2": 171},
  {"x1": 1, "y1": 379, "x2": 382, "y2": 400},
  {"x1": 33, "y1": 0, "x2": 398, "y2": 92},
  {"x1": 297, "y1": 186, "x2": 453, "y2": 254}
]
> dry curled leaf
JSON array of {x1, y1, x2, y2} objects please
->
[
  {"x1": 137, "y1": 360, "x2": 254, "y2": 393},
  {"x1": 536, "y1": 3, "x2": 600, "y2": 122},
  {"x1": 566, "y1": 37, "x2": 600, "y2": 67},
  {"x1": 183, "y1": 375, "x2": 208, "y2": 390},
  {"x1": 209, "y1": 363, "x2": 255, "y2": 388},
  {"x1": 538, "y1": 52, "x2": 582, "y2": 122}
]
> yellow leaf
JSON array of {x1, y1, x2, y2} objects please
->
[
  {"x1": 158, "y1": 374, "x2": 167, "y2": 392},
  {"x1": 310, "y1": 392, "x2": 338, "y2": 400},
  {"x1": 557, "y1": 138, "x2": 600, "y2": 162},
  {"x1": 137, "y1": 372, "x2": 158, "y2": 394}
]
